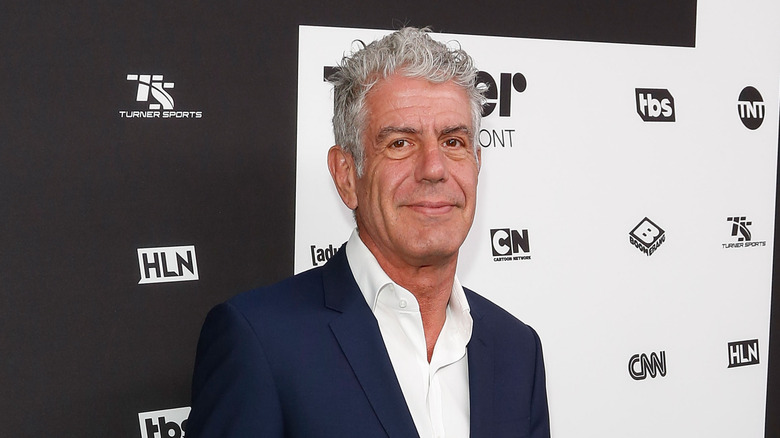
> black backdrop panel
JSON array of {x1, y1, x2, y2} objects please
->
[{"x1": 6, "y1": 2, "x2": 776, "y2": 437}]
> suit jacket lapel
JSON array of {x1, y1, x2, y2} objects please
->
[
  {"x1": 467, "y1": 293, "x2": 496, "y2": 438},
  {"x1": 322, "y1": 248, "x2": 420, "y2": 438}
]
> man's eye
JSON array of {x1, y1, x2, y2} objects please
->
[
  {"x1": 390, "y1": 139, "x2": 409, "y2": 148},
  {"x1": 444, "y1": 138, "x2": 463, "y2": 147}
]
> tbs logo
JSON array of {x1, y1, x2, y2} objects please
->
[
  {"x1": 137, "y1": 246, "x2": 199, "y2": 284},
  {"x1": 635, "y1": 88, "x2": 675, "y2": 122},
  {"x1": 139, "y1": 407, "x2": 190, "y2": 438},
  {"x1": 629, "y1": 217, "x2": 665, "y2": 256},
  {"x1": 628, "y1": 351, "x2": 667, "y2": 380},
  {"x1": 490, "y1": 228, "x2": 530, "y2": 261}
]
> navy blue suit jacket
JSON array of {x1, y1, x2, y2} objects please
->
[{"x1": 189, "y1": 248, "x2": 550, "y2": 437}]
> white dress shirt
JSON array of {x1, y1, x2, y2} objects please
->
[{"x1": 345, "y1": 229, "x2": 473, "y2": 438}]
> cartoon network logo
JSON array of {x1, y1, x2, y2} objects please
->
[
  {"x1": 139, "y1": 406, "x2": 190, "y2": 438},
  {"x1": 138, "y1": 246, "x2": 199, "y2": 284},
  {"x1": 629, "y1": 351, "x2": 667, "y2": 380},
  {"x1": 120, "y1": 74, "x2": 203, "y2": 119},
  {"x1": 490, "y1": 228, "x2": 531, "y2": 262}
]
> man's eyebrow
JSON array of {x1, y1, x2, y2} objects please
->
[
  {"x1": 440, "y1": 125, "x2": 472, "y2": 136},
  {"x1": 376, "y1": 126, "x2": 420, "y2": 142}
]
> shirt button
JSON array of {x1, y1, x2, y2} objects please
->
[{"x1": 399, "y1": 299, "x2": 407, "y2": 309}]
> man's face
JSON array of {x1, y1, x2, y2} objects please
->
[{"x1": 352, "y1": 74, "x2": 480, "y2": 269}]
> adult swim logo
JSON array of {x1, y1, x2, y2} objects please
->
[
  {"x1": 737, "y1": 86, "x2": 764, "y2": 130},
  {"x1": 310, "y1": 243, "x2": 340, "y2": 267},
  {"x1": 139, "y1": 406, "x2": 190, "y2": 438},
  {"x1": 728, "y1": 339, "x2": 759, "y2": 368},
  {"x1": 120, "y1": 74, "x2": 203, "y2": 119},
  {"x1": 722, "y1": 216, "x2": 766, "y2": 249},
  {"x1": 490, "y1": 228, "x2": 531, "y2": 261},
  {"x1": 635, "y1": 88, "x2": 675, "y2": 122},
  {"x1": 628, "y1": 351, "x2": 667, "y2": 380},
  {"x1": 629, "y1": 217, "x2": 665, "y2": 256},
  {"x1": 137, "y1": 246, "x2": 199, "y2": 284}
]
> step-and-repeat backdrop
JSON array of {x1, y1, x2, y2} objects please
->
[
  {"x1": 4, "y1": 1, "x2": 780, "y2": 436},
  {"x1": 294, "y1": 14, "x2": 779, "y2": 438}
]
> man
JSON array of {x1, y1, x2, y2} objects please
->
[{"x1": 189, "y1": 27, "x2": 550, "y2": 437}]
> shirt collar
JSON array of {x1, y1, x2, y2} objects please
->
[{"x1": 345, "y1": 229, "x2": 472, "y2": 323}]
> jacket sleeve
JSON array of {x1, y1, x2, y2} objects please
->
[
  {"x1": 187, "y1": 302, "x2": 284, "y2": 437},
  {"x1": 529, "y1": 326, "x2": 551, "y2": 438}
]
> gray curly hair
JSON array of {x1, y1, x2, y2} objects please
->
[{"x1": 328, "y1": 27, "x2": 485, "y2": 175}]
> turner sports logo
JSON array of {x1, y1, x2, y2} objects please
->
[
  {"x1": 628, "y1": 351, "x2": 667, "y2": 380},
  {"x1": 737, "y1": 86, "x2": 765, "y2": 130},
  {"x1": 138, "y1": 246, "x2": 199, "y2": 284},
  {"x1": 629, "y1": 217, "x2": 665, "y2": 256},
  {"x1": 120, "y1": 74, "x2": 203, "y2": 119},
  {"x1": 722, "y1": 216, "x2": 766, "y2": 249},
  {"x1": 635, "y1": 88, "x2": 675, "y2": 122},
  {"x1": 490, "y1": 228, "x2": 531, "y2": 262},
  {"x1": 322, "y1": 67, "x2": 526, "y2": 149},
  {"x1": 139, "y1": 406, "x2": 190, "y2": 438}
]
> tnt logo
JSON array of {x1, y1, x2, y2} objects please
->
[
  {"x1": 629, "y1": 217, "x2": 665, "y2": 256},
  {"x1": 476, "y1": 71, "x2": 527, "y2": 117},
  {"x1": 737, "y1": 86, "x2": 764, "y2": 130},
  {"x1": 635, "y1": 88, "x2": 675, "y2": 122},
  {"x1": 137, "y1": 246, "x2": 199, "y2": 284},
  {"x1": 490, "y1": 228, "x2": 530, "y2": 261},
  {"x1": 139, "y1": 407, "x2": 190, "y2": 438},
  {"x1": 628, "y1": 351, "x2": 667, "y2": 380},
  {"x1": 727, "y1": 216, "x2": 752, "y2": 242},
  {"x1": 728, "y1": 339, "x2": 759, "y2": 368},
  {"x1": 128, "y1": 74, "x2": 175, "y2": 110}
]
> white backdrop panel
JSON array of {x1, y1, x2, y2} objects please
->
[{"x1": 295, "y1": 3, "x2": 780, "y2": 435}]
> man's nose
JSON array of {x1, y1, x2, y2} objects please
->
[{"x1": 415, "y1": 141, "x2": 449, "y2": 183}]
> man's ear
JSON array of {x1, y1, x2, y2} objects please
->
[
  {"x1": 327, "y1": 145, "x2": 358, "y2": 210},
  {"x1": 476, "y1": 147, "x2": 482, "y2": 172}
]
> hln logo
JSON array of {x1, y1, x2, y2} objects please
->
[
  {"x1": 628, "y1": 351, "x2": 667, "y2": 380},
  {"x1": 728, "y1": 339, "x2": 759, "y2": 368},
  {"x1": 137, "y1": 246, "x2": 199, "y2": 284},
  {"x1": 635, "y1": 88, "x2": 675, "y2": 122},
  {"x1": 490, "y1": 228, "x2": 530, "y2": 261},
  {"x1": 629, "y1": 217, "x2": 665, "y2": 256},
  {"x1": 138, "y1": 406, "x2": 190, "y2": 438}
]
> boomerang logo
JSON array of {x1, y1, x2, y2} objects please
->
[{"x1": 127, "y1": 74, "x2": 175, "y2": 109}]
